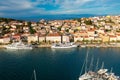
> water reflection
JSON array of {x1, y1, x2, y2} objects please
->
[
  {"x1": 51, "y1": 48, "x2": 78, "y2": 54},
  {"x1": 0, "y1": 48, "x2": 120, "y2": 80},
  {"x1": 2, "y1": 49, "x2": 32, "y2": 57}
]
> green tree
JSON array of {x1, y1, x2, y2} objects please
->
[
  {"x1": 28, "y1": 22, "x2": 36, "y2": 34},
  {"x1": 84, "y1": 20, "x2": 92, "y2": 25},
  {"x1": 57, "y1": 27, "x2": 62, "y2": 31},
  {"x1": 44, "y1": 30, "x2": 49, "y2": 43}
]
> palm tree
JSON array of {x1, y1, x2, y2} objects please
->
[
  {"x1": 44, "y1": 30, "x2": 49, "y2": 43},
  {"x1": 58, "y1": 31, "x2": 64, "y2": 43},
  {"x1": 37, "y1": 31, "x2": 41, "y2": 44}
]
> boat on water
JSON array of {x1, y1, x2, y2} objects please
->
[
  {"x1": 95, "y1": 45, "x2": 100, "y2": 48},
  {"x1": 5, "y1": 41, "x2": 33, "y2": 49},
  {"x1": 79, "y1": 68, "x2": 119, "y2": 80},
  {"x1": 80, "y1": 45, "x2": 86, "y2": 48},
  {"x1": 51, "y1": 42, "x2": 78, "y2": 48},
  {"x1": 79, "y1": 50, "x2": 119, "y2": 80}
]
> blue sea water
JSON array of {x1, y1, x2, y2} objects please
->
[
  {"x1": 12, "y1": 14, "x2": 100, "y2": 22},
  {"x1": 0, "y1": 47, "x2": 120, "y2": 80}
]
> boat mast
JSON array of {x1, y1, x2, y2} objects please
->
[
  {"x1": 110, "y1": 67, "x2": 113, "y2": 73},
  {"x1": 34, "y1": 69, "x2": 37, "y2": 80},
  {"x1": 101, "y1": 62, "x2": 104, "y2": 69},
  {"x1": 80, "y1": 57, "x2": 86, "y2": 76},
  {"x1": 80, "y1": 49, "x2": 89, "y2": 75},
  {"x1": 95, "y1": 58, "x2": 99, "y2": 71},
  {"x1": 89, "y1": 56, "x2": 94, "y2": 71},
  {"x1": 85, "y1": 49, "x2": 89, "y2": 73}
]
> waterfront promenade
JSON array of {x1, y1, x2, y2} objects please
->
[{"x1": 1, "y1": 43, "x2": 120, "y2": 48}]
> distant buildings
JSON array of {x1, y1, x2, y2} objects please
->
[{"x1": 0, "y1": 15, "x2": 120, "y2": 44}]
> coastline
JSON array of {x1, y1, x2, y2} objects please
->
[
  {"x1": 37, "y1": 44, "x2": 51, "y2": 48},
  {"x1": 80, "y1": 44, "x2": 120, "y2": 48},
  {"x1": 0, "y1": 45, "x2": 6, "y2": 49},
  {"x1": 1, "y1": 44, "x2": 120, "y2": 48},
  {"x1": 34, "y1": 43, "x2": 120, "y2": 48}
]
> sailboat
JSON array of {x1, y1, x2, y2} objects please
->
[{"x1": 79, "y1": 50, "x2": 120, "y2": 80}]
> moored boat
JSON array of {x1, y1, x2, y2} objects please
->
[
  {"x1": 79, "y1": 68, "x2": 119, "y2": 80},
  {"x1": 79, "y1": 50, "x2": 119, "y2": 80},
  {"x1": 51, "y1": 42, "x2": 78, "y2": 49},
  {"x1": 95, "y1": 45, "x2": 100, "y2": 48},
  {"x1": 80, "y1": 45, "x2": 86, "y2": 48},
  {"x1": 5, "y1": 41, "x2": 33, "y2": 49}
]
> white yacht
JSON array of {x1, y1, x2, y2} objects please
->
[
  {"x1": 5, "y1": 41, "x2": 33, "y2": 49},
  {"x1": 51, "y1": 42, "x2": 78, "y2": 49},
  {"x1": 95, "y1": 45, "x2": 100, "y2": 48},
  {"x1": 80, "y1": 45, "x2": 86, "y2": 48}
]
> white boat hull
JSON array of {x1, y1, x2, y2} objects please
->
[
  {"x1": 51, "y1": 46, "x2": 77, "y2": 48},
  {"x1": 6, "y1": 46, "x2": 33, "y2": 49},
  {"x1": 5, "y1": 41, "x2": 33, "y2": 50},
  {"x1": 51, "y1": 44, "x2": 77, "y2": 49},
  {"x1": 80, "y1": 45, "x2": 86, "y2": 48}
]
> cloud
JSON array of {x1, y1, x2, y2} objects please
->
[
  {"x1": 0, "y1": 13, "x2": 4, "y2": 16},
  {"x1": 0, "y1": 0, "x2": 120, "y2": 17},
  {"x1": 0, "y1": 0, "x2": 33, "y2": 11},
  {"x1": 59, "y1": 0, "x2": 94, "y2": 9},
  {"x1": 0, "y1": 0, "x2": 47, "y2": 17},
  {"x1": 49, "y1": 6, "x2": 110, "y2": 15}
]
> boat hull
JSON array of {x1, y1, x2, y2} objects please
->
[
  {"x1": 5, "y1": 41, "x2": 33, "y2": 50},
  {"x1": 5, "y1": 46, "x2": 33, "y2": 49},
  {"x1": 51, "y1": 45, "x2": 77, "y2": 49}
]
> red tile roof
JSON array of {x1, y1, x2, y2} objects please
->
[
  {"x1": 117, "y1": 34, "x2": 120, "y2": 36},
  {"x1": 109, "y1": 35, "x2": 116, "y2": 38},
  {"x1": 84, "y1": 36, "x2": 89, "y2": 38},
  {"x1": 47, "y1": 33, "x2": 61, "y2": 36}
]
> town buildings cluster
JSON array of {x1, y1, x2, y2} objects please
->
[{"x1": 0, "y1": 15, "x2": 120, "y2": 45}]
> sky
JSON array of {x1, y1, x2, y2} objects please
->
[{"x1": 0, "y1": 0, "x2": 120, "y2": 18}]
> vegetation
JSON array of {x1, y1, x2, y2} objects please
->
[
  {"x1": 57, "y1": 26, "x2": 62, "y2": 31},
  {"x1": 73, "y1": 18, "x2": 81, "y2": 22},
  {"x1": 0, "y1": 17, "x2": 23, "y2": 23},
  {"x1": 28, "y1": 22, "x2": 36, "y2": 34},
  {"x1": 84, "y1": 20, "x2": 92, "y2": 25},
  {"x1": 105, "y1": 29, "x2": 111, "y2": 32},
  {"x1": 105, "y1": 19, "x2": 114, "y2": 24}
]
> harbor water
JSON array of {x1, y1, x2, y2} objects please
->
[{"x1": 0, "y1": 47, "x2": 120, "y2": 80}]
